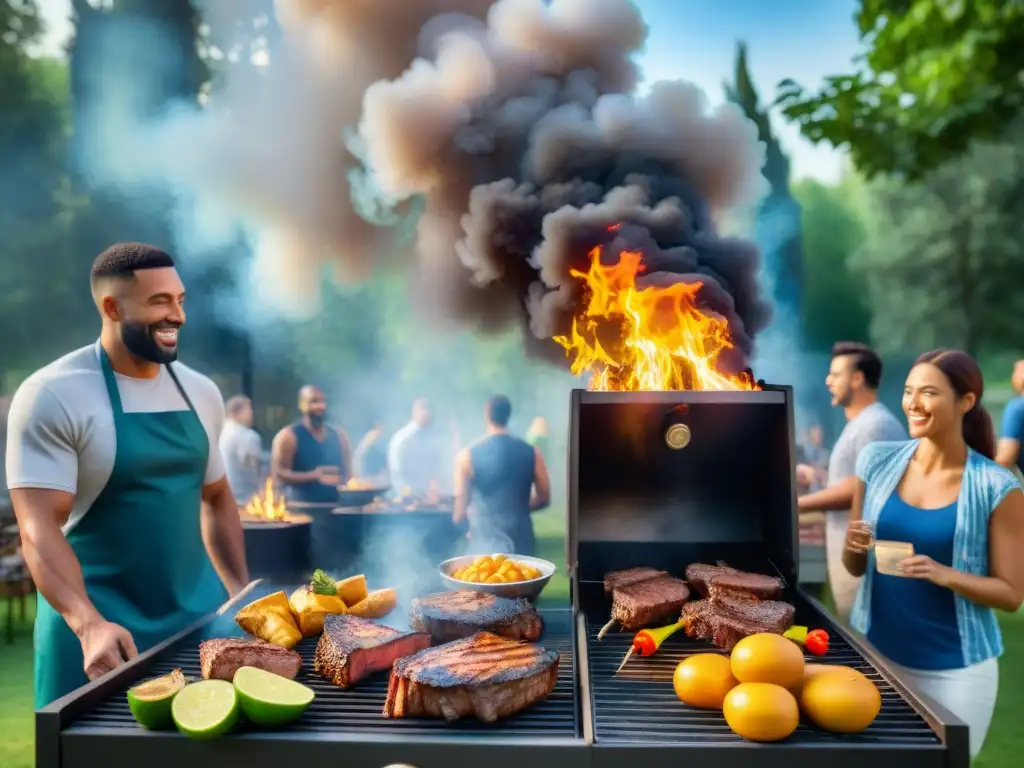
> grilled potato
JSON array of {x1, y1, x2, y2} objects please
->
[
  {"x1": 346, "y1": 588, "x2": 397, "y2": 619},
  {"x1": 335, "y1": 574, "x2": 369, "y2": 607},
  {"x1": 289, "y1": 585, "x2": 348, "y2": 637},
  {"x1": 235, "y1": 590, "x2": 303, "y2": 649}
]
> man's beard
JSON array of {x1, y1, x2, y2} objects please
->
[
  {"x1": 122, "y1": 322, "x2": 178, "y2": 364},
  {"x1": 307, "y1": 413, "x2": 326, "y2": 429}
]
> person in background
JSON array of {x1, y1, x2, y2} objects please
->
[
  {"x1": 453, "y1": 395, "x2": 551, "y2": 556},
  {"x1": 270, "y1": 385, "x2": 351, "y2": 504},
  {"x1": 5, "y1": 242, "x2": 248, "y2": 707},
  {"x1": 352, "y1": 421, "x2": 388, "y2": 480},
  {"x1": 843, "y1": 349, "x2": 1023, "y2": 760},
  {"x1": 525, "y1": 416, "x2": 550, "y2": 466},
  {"x1": 220, "y1": 395, "x2": 263, "y2": 503},
  {"x1": 797, "y1": 342, "x2": 907, "y2": 620},
  {"x1": 388, "y1": 398, "x2": 443, "y2": 496},
  {"x1": 0, "y1": 395, "x2": 11, "y2": 494},
  {"x1": 994, "y1": 359, "x2": 1024, "y2": 476}
]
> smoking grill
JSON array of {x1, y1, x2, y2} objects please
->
[{"x1": 568, "y1": 388, "x2": 969, "y2": 768}]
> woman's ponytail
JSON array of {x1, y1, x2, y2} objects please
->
[{"x1": 962, "y1": 404, "x2": 996, "y2": 459}]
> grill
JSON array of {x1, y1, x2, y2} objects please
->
[{"x1": 567, "y1": 389, "x2": 969, "y2": 768}]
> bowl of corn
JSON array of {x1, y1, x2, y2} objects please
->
[{"x1": 438, "y1": 553, "x2": 556, "y2": 601}]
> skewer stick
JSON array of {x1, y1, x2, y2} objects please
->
[
  {"x1": 614, "y1": 647, "x2": 636, "y2": 674},
  {"x1": 597, "y1": 618, "x2": 617, "y2": 641}
]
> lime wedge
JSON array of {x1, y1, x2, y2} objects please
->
[
  {"x1": 127, "y1": 669, "x2": 185, "y2": 730},
  {"x1": 171, "y1": 680, "x2": 239, "y2": 739},
  {"x1": 233, "y1": 666, "x2": 315, "y2": 726}
]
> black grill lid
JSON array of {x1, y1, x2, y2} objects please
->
[{"x1": 566, "y1": 388, "x2": 799, "y2": 586}]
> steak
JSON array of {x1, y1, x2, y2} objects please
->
[
  {"x1": 314, "y1": 614, "x2": 431, "y2": 690},
  {"x1": 611, "y1": 575, "x2": 691, "y2": 629},
  {"x1": 708, "y1": 571, "x2": 784, "y2": 601},
  {"x1": 384, "y1": 631, "x2": 559, "y2": 722},
  {"x1": 199, "y1": 637, "x2": 302, "y2": 681},
  {"x1": 603, "y1": 567, "x2": 668, "y2": 594},
  {"x1": 684, "y1": 563, "x2": 739, "y2": 597},
  {"x1": 682, "y1": 595, "x2": 795, "y2": 651},
  {"x1": 409, "y1": 591, "x2": 543, "y2": 642}
]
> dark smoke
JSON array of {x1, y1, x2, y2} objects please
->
[{"x1": 353, "y1": 0, "x2": 773, "y2": 369}]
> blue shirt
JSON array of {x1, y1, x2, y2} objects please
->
[
  {"x1": 851, "y1": 440, "x2": 1022, "y2": 666},
  {"x1": 1000, "y1": 396, "x2": 1024, "y2": 473},
  {"x1": 868, "y1": 492, "x2": 962, "y2": 669}
]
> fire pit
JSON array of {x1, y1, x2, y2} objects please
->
[{"x1": 239, "y1": 479, "x2": 312, "y2": 582}]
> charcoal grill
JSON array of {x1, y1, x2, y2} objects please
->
[
  {"x1": 567, "y1": 388, "x2": 970, "y2": 768},
  {"x1": 36, "y1": 587, "x2": 585, "y2": 768}
]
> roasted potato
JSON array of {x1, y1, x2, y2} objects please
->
[
  {"x1": 346, "y1": 588, "x2": 397, "y2": 619},
  {"x1": 289, "y1": 585, "x2": 347, "y2": 637},
  {"x1": 235, "y1": 590, "x2": 302, "y2": 649},
  {"x1": 335, "y1": 574, "x2": 369, "y2": 607}
]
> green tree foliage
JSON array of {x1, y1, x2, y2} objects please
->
[
  {"x1": 777, "y1": 0, "x2": 1024, "y2": 180},
  {"x1": 791, "y1": 177, "x2": 873, "y2": 351},
  {"x1": 851, "y1": 122, "x2": 1024, "y2": 357}
]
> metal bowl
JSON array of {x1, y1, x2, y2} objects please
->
[
  {"x1": 336, "y1": 486, "x2": 389, "y2": 508},
  {"x1": 437, "y1": 554, "x2": 556, "y2": 602}
]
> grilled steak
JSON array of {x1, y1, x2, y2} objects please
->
[
  {"x1": 409, "y1": 591, "x2": 543, "y2": 642},
  {"x1": 682, "y1": 595, "x2": 795, "y2": 651},
  {"x1": 384, "y1": 631, "x2": 559, "y2": 722},
  {"x1": 684, "y1": 563, "x2": 739, "y2": 597},
  {"x1": 611, "y1": 575, "x2": 691, "y2": 629},
  {"x1": 199, "y1": 637, "x2": 302, "y2": 681},
  {"x1": 708, "y1": 571, "x2": 784, "y2": 601},
  {"x1": 314, "y1": 614, "x2": 430, "y2": 689},
  {"x1": 603, "y1": 567, "x2": 668, "y2": 594}
]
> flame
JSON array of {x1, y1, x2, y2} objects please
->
[
  {"x1": 553, "y1": 244, "x2": 758, "y2": 392},
  {"x1": 242, "y1": 477, "x2": 291, "y2": 521}
]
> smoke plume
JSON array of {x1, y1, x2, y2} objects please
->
[{"x1": 83, "y1": 0, "x2": 774, "y2": 371}]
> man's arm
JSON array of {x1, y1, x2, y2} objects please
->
[
  {"x1": 995, "y1": 399, "x2": 1024, "y2": 470},
  {"x1": 270, "y1": 428, "x2": 320, "y2": 485},
  {"x1": 200, "y1": 476, "x2": 249, "y2": 596},
  {"x1": 530, "y1": 448, "x2": 551, "y2": 512},
  {"x1": 797, "y1": 476, "x2": 856, "y2": 512},
  {"x1": 452, "y1": 448, "x2": 473, "y2": 525}
]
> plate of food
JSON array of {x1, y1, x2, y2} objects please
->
[
  {"x1": 337, "y1": 478, "x2": 389, "y2": 508},
  {"x1": 438, "y1": 553, "x2": 556, "y2": 601}
]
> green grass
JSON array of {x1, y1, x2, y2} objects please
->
[{"x1": 2, "y1": 526, "x2": 1020, "y2": 768}]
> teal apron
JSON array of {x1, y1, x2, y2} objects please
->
[{"x1": 34, "y1": 346, "x2": 226, "y2": 708}]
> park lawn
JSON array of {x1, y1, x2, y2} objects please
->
[{"x1": 1, "y1": 520, "x2": 1020, "y2": 768}]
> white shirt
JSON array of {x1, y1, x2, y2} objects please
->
[
  {"x1": 219, "y1": 419, "x2": 263, "y2": 502},
  {"x1": 387, "y1": 421, "x2": 444, "y2": 495},
  {"x1": 5, "y1": 344, "x2": 227, "y2": 534}
]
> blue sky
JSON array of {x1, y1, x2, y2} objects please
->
[{"x1": 35, "y1": 0, "x2": 862, "y2": 183}]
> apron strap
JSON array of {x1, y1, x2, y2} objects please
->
[
  {"x1": 165, "y1": 363, "x2": 198, "y2": 414},
  {"x1": 97, "y1": 343, "x2": 125, "y2": 418}
]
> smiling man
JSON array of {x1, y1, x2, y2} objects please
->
[{"x1": 4, "y1": 242, "x2": 249, "y2": 707}]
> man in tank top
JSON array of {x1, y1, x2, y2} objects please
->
[
  {"x1": 270, "y1": 386, "x2": 352, "y2": 504},
  {"x1": 452, "y1": 395, "x2": 551, "y2": 556}
]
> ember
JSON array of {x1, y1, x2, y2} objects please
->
[
  {"x1": 553, "y1": 244, "x2": 759, "y2": 392},
  {"x1": 242, "y1": 478, "x2": 291, "y2": 523}
]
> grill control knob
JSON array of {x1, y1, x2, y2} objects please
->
[{"x1": 665, "y1": 423, "x2": 691, "y2": 450}]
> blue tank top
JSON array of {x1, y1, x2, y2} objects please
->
[
  {"x1": 289, "y1": 421, "x2": 344, "y2": 504},
  {"x1": 468, "y1": 434, "x2": 537, "y2": 556},
  {"x1": 868, "y1": 490, "x2": 963, "y2": 670}
]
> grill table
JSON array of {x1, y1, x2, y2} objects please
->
[{"x1": 37, "y1": 607, "x2": 583, "y2": 768}]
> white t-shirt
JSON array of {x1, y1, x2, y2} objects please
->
[
  {"x1": 4, "y1": 343, "x2": 227, "y2": 534},
  {"x1": 219, "y1": 420, "x2": 263, "y2": 501}
]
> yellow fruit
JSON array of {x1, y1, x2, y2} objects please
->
[
  {"x1": 723, "y1": 683, "x2": 799, "y2": 742},
  {"x1": 485, "y1": 574, "x2": 502, "y2": 584},
  {"x1": 730, "y1": 633, "x2": 805, "y2": 691},
  {"x1": 335, "y1": 574, "x2": 368, "y2": 607},
  {"x1": 347, "y1": 588, "x2": 398, "y2": 619},
  {"x1": 504, "y1": 568, "x2": 523, "y2": 582},
  {"x1": 800, "y1": 668, "x2": 881, "y2": 733},
  {"x1": 473, "y1": 555, "x2": 493, "y2": 567},
  {"x1": 672, "y1": 654, "x2": 738, "y2": 709},
  {"x1": 491, "y1": 554, "x2": 508, "y2": 565}
]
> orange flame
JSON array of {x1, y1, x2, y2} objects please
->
[
  {"x1": 242, "y1": 477, "x2": 291, "y2": 521},
  {"x1": 553, "y1": 245, "x2": 758, "y2": 392}
]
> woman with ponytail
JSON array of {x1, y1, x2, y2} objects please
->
[{"x1": 841, "y1": 349, "x2": 1023, "y2": 759}]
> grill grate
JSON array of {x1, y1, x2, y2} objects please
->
[
  {"x1": 68, "y1": 609, "x2": 577, "y2": 739},
  {"x1": 581, "y1": 583, "x2": 940, "y2": 746}
]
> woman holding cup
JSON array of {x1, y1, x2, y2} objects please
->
[{"x1": 842, "y1": 349, "x2": 1024, "y2": 760}]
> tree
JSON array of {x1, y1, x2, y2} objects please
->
[
  {"x1": 791, "y1": 177, "x2": 873, "y2": 352},
  {"x1": 776, "y1": 0, "x2": 1024, "y2": 180},
  {"x1": 851, "y1": 123, "x2": 1024, "y2": 357}
]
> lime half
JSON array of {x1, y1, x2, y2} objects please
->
[
  {"x1": 171, "y1": 680, "x2": 239, "y2": 740},
  {"x1": 233, "y1": 666, "x2": 315, "y2": 726},
  {"x1": 127, "y1": 669, "x2": 185, "y2": 730}
]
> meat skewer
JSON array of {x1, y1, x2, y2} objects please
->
[{"x1": 597, "y1": 574, "x2": 692, "y2": 640}]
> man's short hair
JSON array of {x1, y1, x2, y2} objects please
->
[
  {"x1": 486, "y1": 395, "x2": 512, "y2": 428},
  {"x1": 226, "y1": 395, "x2": 251, "y2": 417},
  {"x1": 90, "y1": 243, "x2": 175, "y2": 285},
  {"x1": 831, "y1": 341, "x2": 883, "y2": 390}
]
